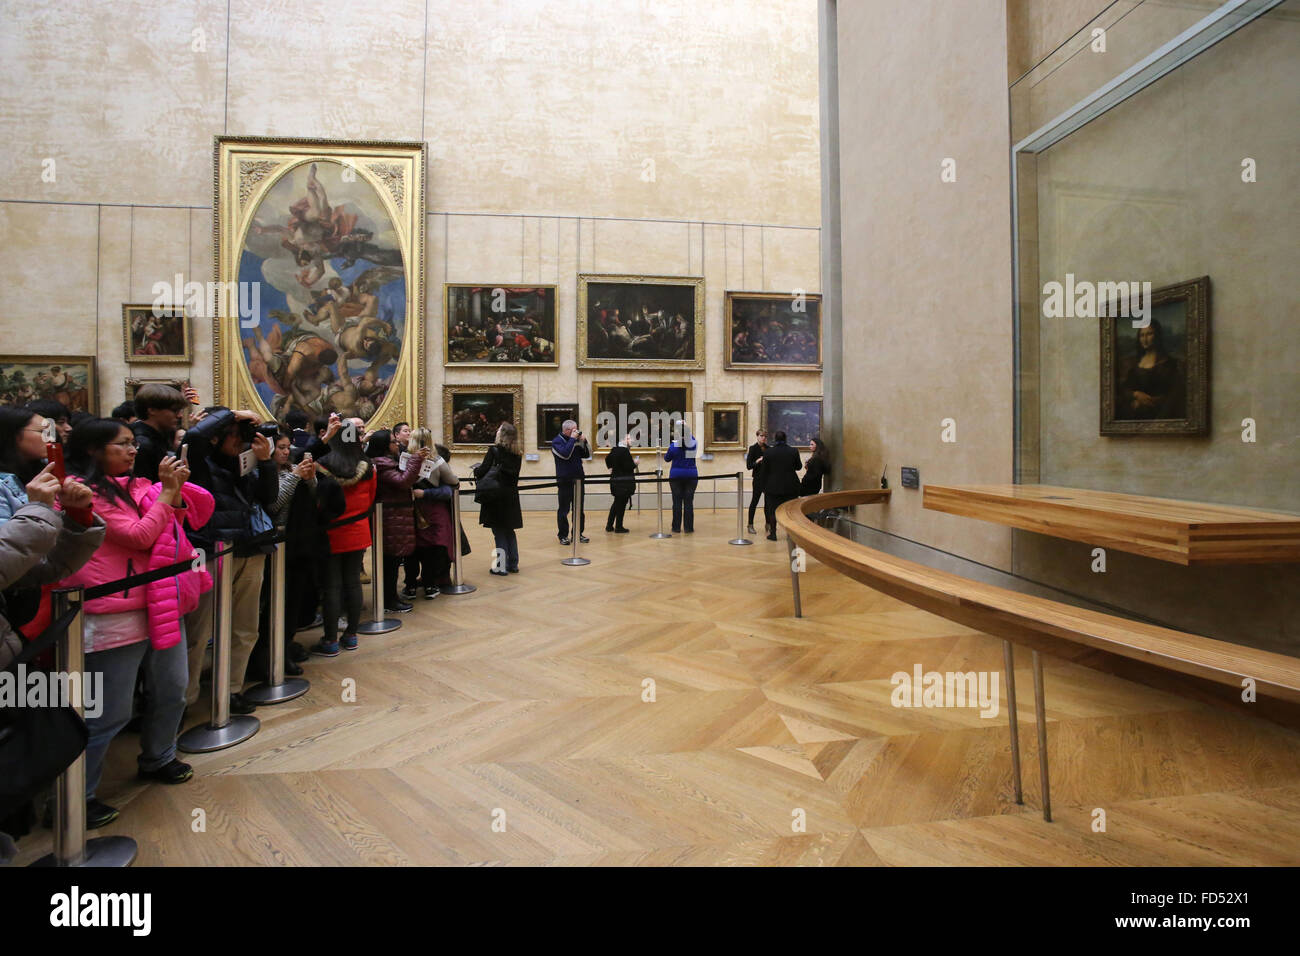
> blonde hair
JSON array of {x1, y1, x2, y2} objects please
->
[
  {"x1": 495, "y1": 422, "x2": 522, "y2": 455},
  {"x1": 408, "y1": 427, "x2": 434, "y2": 451}
]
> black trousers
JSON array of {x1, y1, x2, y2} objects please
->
[
  {"x1": 669, "y1": 476, "x2": 698, "y2": 533},
  {"x1": 764, "y1": 493, "x2": 797, "y2": 536},
  {"x1": 323, "y1": 550, "x2": 365, "y2": 642},
  {"x1": 607, "y1": 487, "x2": 633, "y2": 529},
  {"x1": 748, "y1": 484, "x2": 765, "y2": 525},
  {"x1": 557, "y1": 478, "x2": 585, "y2": 538}
]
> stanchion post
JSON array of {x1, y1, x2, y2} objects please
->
[
  {"x1": 650, "y1": 464, "x2": 671, "y2": 539},
  {"x1": 33, "y1": 588, "x2": 137, "y2": 867},
  {"x1": 244, "y1": 538, "x2": 309, "y2": 704},
  {"x1": 178, "y1": 541, "x2": 258, "y2": 753},
  {"x1": 729, "y1": 470, "x2": 752, "y2": 546},
  {"x1": 442, "y1": 484, "x2": 476, "y2": 595},
  {"x1": 562, "y1": 477, "x2": 591, "y2": 566},
  {"x1": 359, "y1": 503, "x2": 401, "y2": 633}
]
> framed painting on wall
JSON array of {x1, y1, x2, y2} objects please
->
[
  {"x1": 1100, "y1": 275, "x2": 1209, "y2": 436},
  {"x1": 577, "y1": 274, "x2": 704, "y2": 370},
  {"x1": 444, "y1": 384, "x2": 523, "y2": 451},
  {"x1": 125, "y1": 378, "x2": 187, "y2": 402},
  {"x1": 445, "y1": 285, "x2": 557, "y2": 365},
  {"x1": 591, "y1": 381, "x2": 693, "y2": 452},
  {"x1": 123, "y1": 304, "x2": 191, "y2": 363},
  {"x1": 761, "y1": 395, "x2": 823, "y2": 451},
  {"x1": 214, "y1": 136, "x2": 426, "y2": 428},
  {"x1": 0, "y1": 355, "x2": 97, "y2": 414},
  {"x1": 536, "y1": 403, "x2": 579, "y2": 449},
  {"x1": 703, "y1": 401, "x2": 746, "y2": 451},
  {"x1": 724, "y1": 291, "x2": 822, "y2": 370}
]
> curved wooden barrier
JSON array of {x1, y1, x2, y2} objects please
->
[{"x1": 776, "y1": 490, "x2": 1300, "y2": 705}]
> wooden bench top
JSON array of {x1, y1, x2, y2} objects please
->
[
  {"x1": 777, "y1": 490, "x2": 1300, "y2": 704},
  {"x1": 923, "y1": 483, "x2": 1300, "y2": 565}
]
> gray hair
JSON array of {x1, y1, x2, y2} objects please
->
[{"x1": 561, "y1": 419, "x2": 577, "y2": 432}]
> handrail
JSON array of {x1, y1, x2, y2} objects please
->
[{"x1": 776, "y1": 490, "x2": 1300, "y2": 704}]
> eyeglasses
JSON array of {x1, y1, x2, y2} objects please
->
[{"x1": 109, "y1": 439, "x2": 139, "y2": 449}]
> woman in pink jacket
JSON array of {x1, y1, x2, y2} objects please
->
[{"x1": 64, "y1": 418, "x2": 208, "y2": 829}]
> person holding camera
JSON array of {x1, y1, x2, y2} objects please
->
[
  {"x1": 130, "y1": 383, "x2": 193, "y2": 483},
  {"x1": 604, "y1": 435, "x2": 636, "y2": 533},
  {"x1": 181, "y1": 408, "x2": 279, "y2": 714},
  {"x1": 311, "y1": 416, "x2": 376, "y2": 655},
  {"x1": 551, "y1": 420, "x2": 588, "y2": 544},
  {"x1": 664, "y1": 420, "x2": 699, "y2": 534},
  {"x1": 366, "y1": 428, "x2": 426, "y2": 613}
]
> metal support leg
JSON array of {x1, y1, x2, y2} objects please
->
[
  {"x1": 1032, "y1": 650, "x2": 1051, "y2": 823},
  {"x1": 787, "y1": 534, "x2": 802, "y2": 618},
  {"x1": 33, "y1": 589, "x2": 137, "y2": 867},
  {"x1": 562, "y1": 478, "x2": 591, "y2": 566},
  {"x1": 442, "y1": 488, "x2": 476, "y2": 595},
  {"x1": 245, "y1": 540, "x2": 309, "y2": 704},
  {"x1": 1003, "y1": 640, "x2": 1023, "y2": 806},
  {"x1": 359, "y1": 503, "x2": 401, "y2": 631},
  {"x1": 729, "y1": 471, "x2": 752, "y2": 546},
  {"x1": 179, "y1": 542, "x2": 259, "y2": 753},
  {"x1": 650, "y1": 465, "x2": 671, "y2": 539}
]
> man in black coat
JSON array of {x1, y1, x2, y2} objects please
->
[
  {"x1": 760, "y1": 430, "x2": 803, "y2": 541},
  {"x1": 744, "y1": 428, "x2": 768, "y2": 534},
  {"x1": 180, "y1": 407, "x2": 279, "y2": 714}
]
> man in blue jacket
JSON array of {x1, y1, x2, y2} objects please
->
[{"x1": 551, "y1": 420, "x2": 589, "y2": 544}]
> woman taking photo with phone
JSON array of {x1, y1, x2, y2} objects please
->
[{"x1": 64, "y1": 418, "x2": 211, "y2": 828}]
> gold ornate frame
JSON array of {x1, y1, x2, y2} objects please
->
[
  {"x1": 724, "y1": 290, "x2": 823, "y2": 371},
  {"x1": 443, "y1": 284, "x2": 559, "y2": 367},
  {"x1": 760, "y1": 395, "x2": 823, "y2": 451},
  {"x1": 213, "y1": 136, "x2": 426, "y2": 428},
  {"x1": 1100, "y1": 275, "x2": 1209, "y2": 436},
  {"x1": 703, "y1": 401, "x2": 746, "y2": 451},
  {"x1": 0, "y1": 354, "x2": 98, "y2": 414},
  {"x1": 443, "y1": 383, "x2": 524, "y2": 452},
  {"x1": 591, "y1": 380, "x2": 694, "y2": 453},
  {"x1": 577, "y1": 274, "x2": 705, "y2": 370},
  {"x1": 123, "y1": 304, "x2": 192, "y2": 364}
]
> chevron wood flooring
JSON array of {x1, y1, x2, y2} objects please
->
[{"x1": 13, "y1": 510, "x2": 1300, "y2": 865}]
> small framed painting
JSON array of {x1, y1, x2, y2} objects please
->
[
  {"x1": 761, "y1": 395, "x2": 823, "y2": 451},
  {"x1": 577, "y1": 274, "x2": 704, "y2": 370},
  {"x1": 536, "y1": 403, "x2": 580, "y2": 449},
  {"x1": 703, "y1": 401, "x2": 746, "y2": 451},
  {"x1": 443, "y1": 384, "x2": 523, "y2": 451},
  {"x1": 123, "y1": 304, "x2": 191, "y2": 363},
  {"x1": 725, "y1": 291, "x2": 822, "y2": 370},
  {"x1": 0, "y1": 355, "x2": 98, "y2": 414},
  {"x1": 445, "y1": 285, "x2": 558, "y2": 366},
  {"x1": 1100, "y1": 275, "x2": 1209, "y2": 435}
]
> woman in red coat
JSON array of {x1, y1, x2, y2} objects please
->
[
  {"x1": 365, "y1": 429, "x2": 424, "y2": 613},
  {"x1": 310, "y1": 421, "x2": 375, "y2": 656}
]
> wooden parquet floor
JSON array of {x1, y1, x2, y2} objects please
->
[{"x1": 16, "y1": 510, "x2": 1300, "y2": 866}]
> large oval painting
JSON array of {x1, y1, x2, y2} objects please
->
[{"x1": 239, "y1": 160, "x2": 406, "y2": 421}]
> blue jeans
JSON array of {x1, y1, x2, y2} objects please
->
[
  {"x1": 139, "y1": 628, "x2": 189, "y2": 772},
  {"x1": 84, "y1": 639, "x2": 149, "y2": 800},
  {"x1": 491, "y1": 528, "x2": 519, "y2": 572}
]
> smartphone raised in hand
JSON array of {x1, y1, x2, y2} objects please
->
[{"x1": 46, "y1": 441, "x2": 65, "y2": 482}]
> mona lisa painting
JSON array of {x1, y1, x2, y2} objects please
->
[{"x1": 1100, "y1": 276, "x2": 1209, "y2": 436}]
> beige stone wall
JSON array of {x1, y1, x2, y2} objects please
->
[
  {"x1": 0, "y1": 0, "x2": 822, "y2": 490},
  {"x1": 836, "y1": 0, "x2": 1016, "y2": 569}
]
